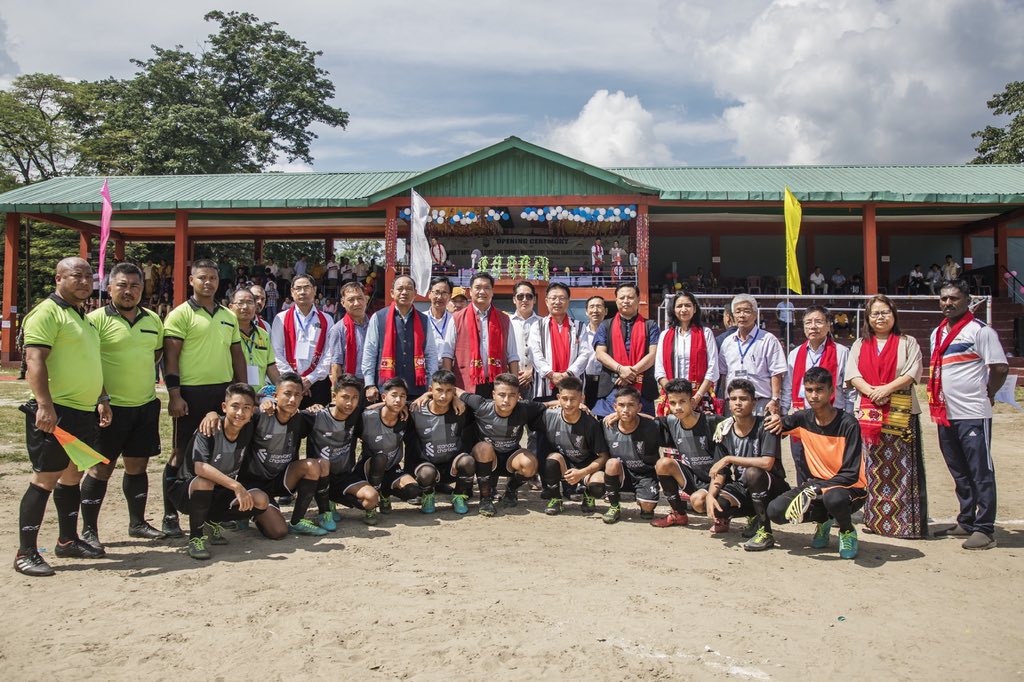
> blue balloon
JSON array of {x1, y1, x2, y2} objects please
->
[{"x1": 501, "y1": 212, "x2": 509, "y2": 220}]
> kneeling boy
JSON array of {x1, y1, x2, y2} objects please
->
[{"x1": 601, "y1": 386, "x2": 665, "y2": 523}]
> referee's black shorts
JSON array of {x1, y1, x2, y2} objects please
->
[
  {"x1": 99, "y1": 398, "x2": 162, "y2": 460},
  {"x1": 173, "y1": 383, "x2": 230, "y2": 451},
  {"x1": 25, "y1": 402, "x2": 99, "y2": 473}
]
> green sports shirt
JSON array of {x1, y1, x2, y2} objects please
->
[
  {"x1": 87, "y1": 305, "x2": 164, "y2": 407},
  {"x1": 22, "y1": 294, "x2": 103, "y2": 411},
  {"x1": 240, "y1": 324, "x2": 276, "y2": 388},
  {"x1": 163, "y1": 298, "x2": 241, "y2": 386}
]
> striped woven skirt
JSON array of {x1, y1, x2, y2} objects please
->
[{"x1": 864, "y1": 415, "x2": 928, "y2": 538}]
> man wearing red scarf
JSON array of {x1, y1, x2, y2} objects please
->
[
  {"x1": 327, "y1": 282, "x2": 371, "y2": 389},
  {"x1": 451, "y1": 273, "x2": 520, "y2": 397},
  {"x1": 782, "y1": 305, "x2": 851, "y2": 485},
  {"x1": 362, "y1": 275, "x2": 438, "y2": 401},
  {"x1": 593, "y1": 283, "x2": 660, "y2": 417},
  {"x1": 930, "y1": 281, "x2": 1007, "y2": 550},
  {"x1": 527, "y1": 282, "x2": 592, "y2": 401},
  {"x1": 270, "y1": 274, "x2": 334, "y2": 408}
]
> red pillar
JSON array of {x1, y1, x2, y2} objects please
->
[
  {"x1": 254, "y1": 238, "x2": 264, "y2": 264},
  {"x1": 1, "y1": 213, "x2": 20, "y2": 363},
  {"x1": 862, "y1": 205, "x2": 878, "y2": 295},
  {"x1": 114, "y1": 237, "x2": 125, "y2": 261},
  {"x1": 384, "y1": 206, "x2": 398, "y2": 299},
  {"x1": 636, "y1": 203, "x2": 651, "y2": 318},
  {"x1": 962, "y1": 233, "x2": 973, "y2": 272},
  {"x1": 79, "y1": 232, "x2": 92, "y2": 260},
  {"x1": 174, "y1": 211, "x2": 189, "y2": 306},
  {"x1": 996, "y1": 221, "x2": 1008, "y2": 296}
]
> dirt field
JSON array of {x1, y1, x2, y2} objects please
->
[{"x1": 1, "y1": 405, "x2": 1023, "y2": 680}]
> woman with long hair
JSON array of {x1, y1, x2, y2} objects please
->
[
  {"x1": 654, "y1": 291, "x2": 719, "y2": 414},
  {"x1": 845, "y1": 295, "x2": 927, "y2": 538}
]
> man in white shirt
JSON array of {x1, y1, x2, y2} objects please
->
[
  {"x1": 608, "y1": 240, "x2": 627, "y2": 265},
  {"x1": 325, "y1": 256, "x2": 340, "y2": 297},
  {"x1": 941, "y1": 255, "x2": 962, "y2": 282},
  {"x1": 718, "y1": 294, "x2": 788, "y2": 415},
  {"x1": 591, "y1": 239, "x2": 605, "y2": 268},
  {"x1": 510, "y1": 281, "x2": 541, "y2": 397},
  {"x1": 430, "y1": 238, "x2": 448, "y2": 268},
  {"x1": 809, "y1": 266, "x2": 827, "y2": 294},
  {"x1": 425, "y1": 276, "x2": 456, "y2": 369},
  {"x1": 528, "y1": 283, "x2": 592, "y2": 401},
  {"x1": 775, "y1": 300, "x2": 796, "y2": 339},
  {"x1": 271, "y1": 274, "x2": 334, "y2": 408},
  {"x1": 581, "y1": 295, "x2": 608, "y2": 409}
]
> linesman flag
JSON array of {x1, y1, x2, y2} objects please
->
[
  {"x1": 784, "y1": 186, "x2": 803, "y2": 294},
  {"x1": 409, "y1": 189, "x2": 432, "y2": 296},
  {"x1": 18, "y1": 403, "x2": 110, "y2": 471}
]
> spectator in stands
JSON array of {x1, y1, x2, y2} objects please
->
[
  {"x1": 942, "y1": 255, "x2": 962, "y2": 282},
  {"x1": 831, "y1": 268, "x2": 847, "y2": 293},
  {"x1": 608, "y1": 240, "x2": 627, "y2": 264},
  {"x1": 775, "y1": 299, "x2": 796, "y2": 339},
  {"x1": 848, "y1": 274, "x2": 863, "y2": 295},
  {"x1": 908, "y1": 264, "x2": 926, "y2": 295},
  {"x1": 266, "y1": 258, "x2": 279, "y2": 278},
  {"x1": 430, "y1": 238, "x2": 448, "y2": 268},
  {"x1": 591, "y1": 238, "x2": 605, "y2": 268},
  {"x1": 809, "y1": 266, "x2": 827, "y2": 294},
  {"x1": 352, "y1": 257, "x2": 369, "y2": 281},
  {"x1": 264, "y1": 279, "x2": 279, "y2": 321},
  {"x1": 294, "y1": 256, "x2": 308, "y2": 277},
  {"x1": 926, "y1": 263, "x2": 943, "y2": 294}
]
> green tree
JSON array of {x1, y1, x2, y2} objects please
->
[
  {"x1": 0, "y1": 73, "x2": 84, "y2": 183},
  {"x1": 972, "y1": 81, "x2": 1024, "y2": 164}
]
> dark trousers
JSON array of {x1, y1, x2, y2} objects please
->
[
  {"x1": 300, "y1": 378, "x2": 332, "y2": 409},
  {"x1": 584, "y1": 375, "x2": 601, "y2": 410},
  {"x1": 937, "y1": 419, "x2": 997, "y2": 535}
]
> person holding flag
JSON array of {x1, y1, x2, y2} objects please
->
[
  {"x1": 16, "y1": 257, "x2": 107, "y2": 576},
  {"x1": 592, "y1": 282, "x2": 660, "y2": 417}
]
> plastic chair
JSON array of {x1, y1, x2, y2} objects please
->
[{"x1": 746, "y1": 276, "x2": 761, "y2": 295}]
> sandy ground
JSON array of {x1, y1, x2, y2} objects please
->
[{"x1": 1, "y1": 409, "x2": 1023, "y2": 681}]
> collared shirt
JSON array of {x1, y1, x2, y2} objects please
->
[
  {"x1": 510, "y1": 311, "x2": 540, "y2": 370},
  {"x1": 294, "y1": 260, "x2": 308, "y2": 276},
  {"x1": 717, "y1": 327, "x2": 788, "y2": 399},
  {"x1": 271, "y1": 305, "x2": 333, "y2": 382},
  {"x1": 653, "y1": 326, "x2": 720, "y2": 385},
  {"x1": 326, "y1": 315, "x2": 369, "y2": 373},
  {"x1": 470, "y1": 305, "x2": 519, "y2": 365},
  {"x1": 426, "y1": 309, "x2": 456, "y2": 360},
  {"x1": 361, "y1": 306, "x2": 440, "y2": 390},
  {"x1": 239, "y1": 323, "x2": 276, "y2": 388},
  {"x1": 23, "y1": 293, "x2": 103, "y2": 411},
  {"x1": 581, "y1": 323, "x2": 604, "y2": 375},
  {"x1": 164, "y1": 297, "x2": 242, "y2": 386},
  {"x1": 782, "y1": 339, "x2": 852, "y2": 413},
  {"x1": 88, "y1": 304, "x2": 164, "y2": 407}
]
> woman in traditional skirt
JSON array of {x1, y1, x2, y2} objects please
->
[
  {"x1": 654, "y1": 291, "x2": 720, "y2": 415},
  {"x1": 845, "y1": 295, "x2": 927, "y2": 538}
]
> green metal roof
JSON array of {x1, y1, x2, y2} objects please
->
[
  {"x1": 1, "y1": 136, "x2": 1023, "y2": 214},
  {"x1": 612, "y1": 164, "x2": 1024, "y2": 203}
]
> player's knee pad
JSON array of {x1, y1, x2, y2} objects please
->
[
  {"x1": 740, "y1": 467, "x2": 767, "y2": 492},
  {"x1": 393, "y1": 482, "x2": 422, "y2": 501},
  {"x1": 415, "y1": 465, "x2": 439, "y2": 489},
  {"x1": 543, "y1": 456, "x2": 562, "y2": 482},
  {"x1": 365, "y1": 454, "x2": 388, "y2": 486},
  {"x1": 586, "y1": 480, "x2": 606, "y2": 498},
  {"x1": 454, "y1": 454, "x2": 475, "y2": 477}
]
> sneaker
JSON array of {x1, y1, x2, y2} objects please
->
[
  {"x1": 289, "y1": 518, "x2": 328, "y2": 536},
  {"x1": 935, "y1": 523, "x2": 971, "y2": 537},
  {"x1": 580, "y1": 493, "x2": 597, "y2": 514},
  {"x1": 14, "y1": 551, "x2": 55, "y2": 577},
  {"x1": 838, "y1": 529, "x2": 859, "y2": 559},
  {"x1": 650, "y1": 511, "x2": 688, "y2": 528},
  {"x1": 545, "y1": 498, "x2": 563, "y2": 516},
  {"x1": 500, "y1": 488, "x2": 519, "y2": 508},
  {"x1": 479, "y1": 499, "x2": 497, "y2": 517},
  {"x1": 205, "y1": 522, "x2": 229, "y2": 545},
  {"x1": 317, "y1": 512, "x2": 337, "y2": 532},
  {"x1": 378, "y1": 497, "x2": 393, "y2": 514},
  {"x1": 81, "y1": 527, "x2": 106, "y2": 554},
  {"x1": 962, "y1": 531, "x2": 997, "y2": 550},
  {"x1": 330, "y1": 501, "x2": 342, "y2": 522},
  {"x1": 277, "y1": 494, "x2": 294, "y2": 506},
  {"x1": 602, "y1": 504, "x2": 622, "y2": 524},
  {"x1": 711, "y1": 517, "x2": 731, "y2": 535},
  {"x1": 162, "y1": 515, "x2": 184, "y2": 538},
  {"x1": 420, "y1": 492, "x2": 436, "y2": 514},
  {"x1": 128, "y1": 522, "x2": 167, "y2": 540},
  {"x1": 639, "y1": 509, "x2": 655, "y2": 520},
  {"x1": 741, "y1": 516, "x2": 760, "y2": 539},
  {"x1": 811, "y1": 519, "x2": 834, "y2": 549},
  {"x1": 363, "y1": 509, "x2": 379, "y2": 526},
  {"x1": 188, "y1": 535, "x2": 211, "y2": 560},
  {"x1": 54, "y1": 539, "x2": 104, "y2": 559},
  {"x1": 451, "y1": 494, "x2": 469, "y2": 515},
  {"x1": 743, "y1": 527, "x2": 775, "y2": 552}
]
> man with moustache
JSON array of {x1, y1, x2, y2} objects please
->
[{"x1": 271, "y1": 273, "x2": 334, "y2": 408}]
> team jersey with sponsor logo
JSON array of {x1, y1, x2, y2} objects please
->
[
  {"x1": 537, "y1": 409, "x2": 608, "y2": 466},
  {"x1": 407, "y1": 405, "x2": 470, "y2": 464},
  {"x1": 359, "y1": 409, "x2": 408, "y2": 470},
  {"x1": 180, "y1": 419, "x2": 253, "y2": 482},
  {"x1": 659, "y1": 413, "x2": 723, "y2": 484},
  {"x1": 308, "y1": 408, "x2": 362, "y2": 475},
  {"x1": 462, "y1": 393, "x2": 547, "y2": 454},
  {"x1": 242, "y1": 411, "x2": 314, "y2": 480},
  {"x1": 604, "y1": 419, "x2": 664, "y2": 476}
]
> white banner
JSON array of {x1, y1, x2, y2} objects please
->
[{"x1": 410, "y1": 190, "x2": 432, "y2": 296}]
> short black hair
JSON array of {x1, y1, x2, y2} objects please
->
[
  {"x1": 727, "y1": 378, "x2": 756, "y2": 399},
  {"x1": 381, "y1": 377, "x2": 409, "y2": 395},
  {"x1": 939, "y1": 279, "x2": 971, "y2": 297},
  {"x1": 556, "y1": 375, "x2": 583, "y2": 393},
  {"x1": 615, "y1": 282, "x2": 641, "y2": 297},
  {"x1": 547, "y1": 282, "x2": 571, "y2": 299},
  {"x1": 429, "y1": 276, "x2": 452, "y2": 294},
  {"x1": 514, "y1": 280, "x2": 536, "y2": 296},
  {"x1": 803, "y1": 366, "x2": 834, "y2": 388},
  {"x1": 586, "y1": 295, "x2": 606, "y2": 308},
  {"x1": 192, "y1": 258, "x2": 218, "y2": 274},
  {"x1": 664, "y1": 378, "x2": 693, "y2": 397},
  {"x1": 492, "y1": 372, "x2": 519, "y2": 389},
  {"x1": 278, "y1": 372, "x2": 304, "y2": 389},
  {"x1": 802, "y1": 304, "x2": 831, "y2": 322},
  {"x1": 224, "y1": 382, "x2": 256, "y2": 403},
  {"x1": 109, "y1": 262, "x2": 143, "y2": 281},
  {"x1": 431, "y1": 369, "x2": 456, "y2": 386},
  {"x1": 614, "y1": 386, "x2": 641, "y2": 403},
  {"x1": 292, "y1": 273, "x2": 316, "y2": 288},
  {"x1": 470, "y1": 272, "x2": 495, "y2": 288},
  {"x1": 332, "y1": 373, "x2": 364, "y2": 393}
]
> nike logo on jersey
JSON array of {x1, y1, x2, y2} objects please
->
[{"x1": 374, "y1": 435, "x2": 383, "y2": 442}]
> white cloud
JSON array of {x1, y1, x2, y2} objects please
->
[
  {"x1": 541, "y1": 90, "x2": 674, "y2": 166},
  {"x1": 267, "y1": 159, "x2": 314, "y2": 173}
]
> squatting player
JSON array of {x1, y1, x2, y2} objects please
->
[
  {"x1": 308, "y1": 374, "x2": 365, "y2": 527},
  {"x1": 601, "y1": 386, "x2": 665, "y2": 524}
]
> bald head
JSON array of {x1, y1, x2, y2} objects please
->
[
  {"x1": 54, "y1": 257, "x2": 93, "y2": 306},
  {"x1": 56, "y1": 257, "x2": 91, "y2": 276}
]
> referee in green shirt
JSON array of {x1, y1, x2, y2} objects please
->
[
  {"x1": 79, "y1": 263, "x2": 167, "y2": 550},
  {"x1": 16, "y1": 257, "x2": 106, "y2": 576},
  {"x1": 161, "y1": 259, "x2": 246, "y2": 537}
]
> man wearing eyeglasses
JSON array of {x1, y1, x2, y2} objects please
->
[
  {"x1": 270, "y1": 274, "x2": 334, "y2": 408},
  {"x1": 527, "y1": 283, "x2": 592, "y2": 403},
  {"x1": 451, "y1": 273, "x2": 519, "y2": 398},
  {"x1": 510, "y1": 281, "x2": 540, "y2": 399}
]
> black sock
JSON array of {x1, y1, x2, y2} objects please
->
[
  {"x1": 189, "y1": 489, "x2": 213, "y2": 537},
  {"x1": 543, "y1": 458, "x2": 562, "y2": 499},
  {"x1": 393, "y1": 482, "x2": 422, "y2": 501},
  {"x1": 123, "y1": 472, "x2": 149, "y2": 527},
  {"x1": 52, "y1": 483, "x2": 81, "y2": 543},
  {"x1": 751, "y1": 495, "x2": 771, "y2": 533},
  {"x1": 716, "y1": 496, "x2": 733, "y2": 518},
  {"x1": 506, "y1": 473, "x2": 525, "y2": 494},
  {"x1": 606, "y1": 473, "x2": 622, "y2": 506},
  {"x1": 476, "y1": 460, "x2": 494, "y2": 499},
  {"x1": 314, "y1": 476, "x2": 331, "y2": 514},
  {"x1": 162, "y1": 463, "x2": 178, "y2": 519},
  {"x1": 659, "y1": 475, "x2": 687, "y2": 514},
  {"x1": 291, "y1": 478, "x2": 318, "y2": 524},
  {"x1": 366, "y1": 455, "x2": 387, "y2": 489},
  {"x1": 18, "y1": 484, "x2": 51, "y2": 553},
  {"x1": 454, "y1": 457, "x2": 475, "y2": 496},
  {"x1": 79, "y1": 475, "x2": 108, "y2": 533}
]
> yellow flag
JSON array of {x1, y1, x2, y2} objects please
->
[{"x1": 784, "y1": 186, "x2": 802, "y2": 294}]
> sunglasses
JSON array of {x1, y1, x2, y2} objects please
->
[{"x1": 515, "y1": 293, "x2": 535, "y2": 301}]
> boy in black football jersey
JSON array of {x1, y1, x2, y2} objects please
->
[
  {"x1": 538, "y1": 376, "x2": 610, "y2": 516},
  {"x1": 352, "y1": 378, "x2": 421, "y2": 516},
  {"x1": 407, "y1": 370, "x2": 477, "y2": 514},
  {"x1": 649, "y1": 378, "x2": 724, "y2": 528},
  {"x1": 309, "y1": 374, "x2": 370, "y2": 525},
  {"x1": 458, "y1": 373, "x2": 547, "y2": 517},
  {"x1": 691, "y1": 379, "x2": 790, "y2": 551},
  {"x1": 169, "y1": 383, "x2": 286, "y2": 560},
  {"x1": 601, "y1": 386, "x2": 665, "y2": 524}
]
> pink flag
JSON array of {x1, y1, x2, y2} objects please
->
[{"x1": 98, "y1": 179, "x2": 112, "y2": 279}]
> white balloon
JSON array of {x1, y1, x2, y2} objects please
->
[{"x1": 520, "y1": 212, "x2": 527, "y2": 219}]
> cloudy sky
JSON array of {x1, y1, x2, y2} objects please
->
[{"x1": 1, "y1": 0, "x2": 1021, "y2": 172}]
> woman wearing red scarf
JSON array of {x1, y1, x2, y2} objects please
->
[
  {"x1": 654, "y1": 292, "x2": 719, "y2": 415},
  {"x1": 845, "y1": 295, "x2": 926, "y2": 538}
]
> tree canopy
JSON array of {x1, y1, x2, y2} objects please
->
[{"x1": 972, "y1": 80, "x2": 1024, "y2": 164}]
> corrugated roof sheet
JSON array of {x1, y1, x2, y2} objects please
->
[{"x1": 611, "y1": 164, "x2": 1024, "y2": 203}]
